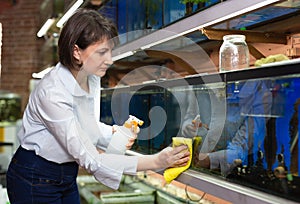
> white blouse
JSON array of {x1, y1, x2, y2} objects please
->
[{"x1": 18, "y1": 62, "x2": 138, "y2": 189}]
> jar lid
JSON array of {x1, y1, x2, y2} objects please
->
[{"x1": 223, "y1": 34, "x2": 246, "y2": 41}]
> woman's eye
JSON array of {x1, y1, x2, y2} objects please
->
[
  {"x1": 98, "y1": 51, "x2": 106, "y2": 56},
  {"x1": 97, "y1": 49, "x2": 109, "y2": 56}
]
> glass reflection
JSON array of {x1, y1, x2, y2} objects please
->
[{"x1": 100, "y1": 75, "x2": 300, "y2": 202}]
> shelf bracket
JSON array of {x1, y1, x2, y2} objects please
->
[{"x1": 201, "y1": 28, "x2": 288, "y2": 44}]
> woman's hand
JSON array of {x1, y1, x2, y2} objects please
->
[
  {"x1": 126, "y1": 126, "x2": 139, "y2": 149},
  {"x1": 137, "y1": 145, "x2": 190, "y2": 171},
  {"x1": 125, "y1": 134, "x2": 137, "y2": 150},
  {"x1": 112, "y1": 125, "x2": 137, "y2": 150},
  {"x1": 182, "y1": 124, "x2": 196, "y2": 137},
  {"x1": 156, "y1": 145, "x2": 190, "y2": 169}
]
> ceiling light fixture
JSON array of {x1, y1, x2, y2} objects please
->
[
  {"x1": 32, "y1": 66, "x2": 53, "y2": 79},
  {"x1": 112, "y1": 51, "x2": 134, "y2": 62},
  {"x1": 56, "y1": 0, "x2": 84, "y2": 28},
  {"x1": 37, "y1": 18, "x2": 56, "y2": 37}
]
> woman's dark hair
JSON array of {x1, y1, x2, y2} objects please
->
[{"x1": 58, "y1": 8, "x2": 118, "y2": 70}]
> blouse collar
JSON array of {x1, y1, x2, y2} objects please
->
[{"x1": 56, "y1": 63, "x2": 99, "y2": 97}]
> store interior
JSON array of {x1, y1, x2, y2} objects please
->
[{"x1": 1, "y1": 0, "x2": 300, "y2": 203}]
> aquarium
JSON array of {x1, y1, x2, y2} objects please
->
[{"x1": 100, "y1": 63, "x2": 300, "y2": 202}]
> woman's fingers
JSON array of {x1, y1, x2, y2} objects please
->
[
  {"x1": 171, "y1": 149, "x2": 190, "y2": 167},
  {"x1": 172, "y1": 145, "x2": 188, "y2": 154},
  {"x1": 173, "y1": 145, "x2": 186, "y2": 151},
  {"x1": 165, "y1": 145, "x2": 190, "y2": 167},
  {"x1": 126, "y1": 135, "x2": 137, "y2": 149}
]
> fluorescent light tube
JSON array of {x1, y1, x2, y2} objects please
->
[
  {"x1": 112, "y1": 51, "x2": 134, "y2": 62},
  {"x1": 56, "y1": 0, "x2": 84, "y2": 28},
  {"x1": 37, "y1": 18, "x2": 55, "y2": 37}
]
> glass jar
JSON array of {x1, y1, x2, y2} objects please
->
[{"x1": 219, "y1": 34, "x2": 249, "y2": 72}]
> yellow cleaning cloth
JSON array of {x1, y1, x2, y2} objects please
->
[{"x1": 163, "y1": 137, "x2": 193, "y2": 184}]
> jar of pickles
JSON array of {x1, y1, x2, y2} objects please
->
[{"x1": 219, "y1": 34, "x2": 249, "y2": 72}]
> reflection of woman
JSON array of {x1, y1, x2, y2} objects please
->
[
  {"x1": 6, "y1": 9, "x2": 190, "y2": 203},
  {"x1": 184, "y1": 80, "x2": 272, "y2": 176}
]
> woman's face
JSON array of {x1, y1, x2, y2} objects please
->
[{"x1": 77, "y1": 38, "x2": 113, "y2": 77}]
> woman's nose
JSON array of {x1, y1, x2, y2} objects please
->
[{"x1": 104, "y1": 53, "x2": 113, "y2": 67}]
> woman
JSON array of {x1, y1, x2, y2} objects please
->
[{"x1": 6, "y1": 9, "x2": 189, "y2": 204}]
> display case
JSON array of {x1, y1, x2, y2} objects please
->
[{"x1": 100, "y1": 62, "x2": 300, "y2": 203}]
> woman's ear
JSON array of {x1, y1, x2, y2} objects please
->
[{"x1": 73, "y1": 44, "x2": 81, "y2": 61}]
